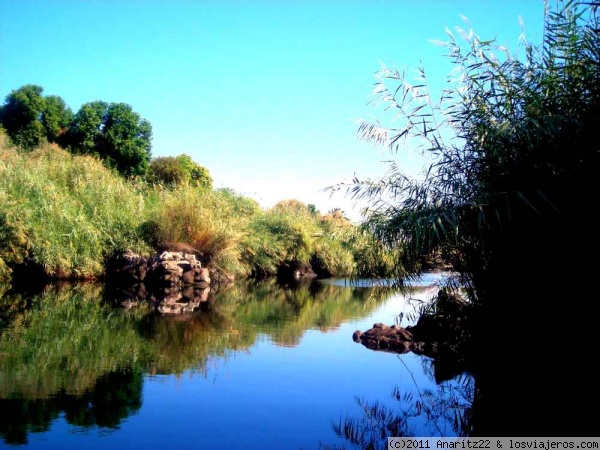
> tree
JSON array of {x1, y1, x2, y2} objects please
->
[
  {"x1": 0, "y1": 85, "x2": 46, "y2": 149},
  {"x1": 68, "y1": 101, "x2": 152, "y2": 177},
  {"x1": 0, "y1": 85, "x2": 73, "y2": 150},
  {"x1": 147, "y1": 154, "x2": 213, "y2": 189},
  {"x1": 175, "y1": 154, "x2": 213, "y2": 189},
  {"x1": 41, "y1": 95, "x2": 73, "y2": 145}
]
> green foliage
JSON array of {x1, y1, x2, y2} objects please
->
[
  {"x1": 147, "y1": 153, "x2": 213, "y2": 189},
  {"x1": 68, "y1": 101, "x2": 152, "y2": 177},
  {"x1": 0, "y1": 284, "x2": 149, "y2": 398},
  {"x1": 0, "y1": 85, "x2": 47, "y2": 150},
  {"x1": 176, "y1": 154, "x2": 213, "y2": 189},
  {"x1": 0, "y1": 279, "x2": 388, "y2": 398},
  {"x1": 147, "y1": 156, "x2": 187, "y2": 185},
  {"x1": 339, "y1": 1, "x2": 600, "y2": 298},
  {"x1": 41, "y1": 95, "x2": 73, "y2": 145},
  {"x1": 147, "y1": 185, "x2": 248, "y2": 275},
  {"x1": 243, "y1": 202, "x2": 319, "y2": 277},
  {"x1": 0, "y1": 85, "x2": 74, "y2": 151},
  {"x1": 0, "y1": 127, "x2": 399, "y2": 281},
  {"x1": 0, "y1": 137, "x2": 151, "y2": 279}
]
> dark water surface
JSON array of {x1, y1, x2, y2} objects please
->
[{"x1": 0, "y1": 275, "x2": 470, "y2": 449}]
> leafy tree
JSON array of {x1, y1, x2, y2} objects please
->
[
  {"x1": 67, "y1": 101, "x2": 106, "y2": 154},
  {"x1": 0, "y1": 85, "x2": 73, "y2": 150},
  {"x1": 147, "y1": 154, "x2": 212, "y2": 189},
  {"x1": 0, "y1": 85, "x2": 46, "y2": 149},
  {"x1": 175, "y1": 154, "x2": 212, "y2": 189},
  {"x1": 41, "y1": 95, "x2": 73, "y2": 145},
  {"x1": 271, "y1": 199, "x2": 312, "y2": 215},
  {"x1": 147, "y1": 156, "x2": 185, "y2": 185},
  {"x1": 68, "y1": 101, "x2": 152, "y2": 177}
]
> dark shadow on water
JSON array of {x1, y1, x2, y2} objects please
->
[
  {"x1": 331, "y1": 269, "x2": 598, "y2": 448},
  {"x1": 0, "y1": 369, "x2": 143, "y2": 446}
]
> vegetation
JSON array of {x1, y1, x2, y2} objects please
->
[
  {"x1": 0, "y1": 138, "x2": 151, "y2": 280},
  {"x1": 66, "y1": 101, "x2": 152, "y2": 177},
  {"x1": 0, "y1": 85, "x2": 73, "y2": 150},
  {"x1": 339, "y1": 1, "x2": 599, "y2": 303},
  {"x1": 0, "y1": 86, "x2": 152, "y2": 177},
  {"x1": 0, "y1": 127, "x2": 400, "y2": 282},
  {"x1": 147, "y1": 153, "x2": 213, "y2": 189}
]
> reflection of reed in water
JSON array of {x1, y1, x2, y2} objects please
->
[{"x1": 328, "y1": 358, "x2": 474, "y2": 449}]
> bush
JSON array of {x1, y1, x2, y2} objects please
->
[{"x1": 147, "y1": 154, "x2": 213, "y2": 189}]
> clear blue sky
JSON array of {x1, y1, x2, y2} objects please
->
[{"x1": 0, "y1": 0, "x2": 545, "y2": 221}]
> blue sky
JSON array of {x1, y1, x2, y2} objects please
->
[{"x1": 0, "y1": 0, "x2": 545, "y2": 221}]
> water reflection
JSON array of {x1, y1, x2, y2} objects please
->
[
  {"x1": 330, "y1": 371, "x2": 474, "y2": 450},
  {"x1": 0, "y1": 278, "x2": 390, "y2": 446},
  {"x1": 0, "y1": 370, "x2": 142, "y2": 445}
]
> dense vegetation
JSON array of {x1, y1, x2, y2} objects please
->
[
  {"x1": 0, "y1": 85, "x2": 152, "y2": 177},
  {"x1": 0, "y1": 128, "x2": 402, "y2": 283},
  {"x1": 340, "y1": 1, "x2": 599, "y2": 304}
]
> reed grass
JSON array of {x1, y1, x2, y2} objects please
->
[{"x1": 0, "y1": 127, "x2": 403, "y2": 281}]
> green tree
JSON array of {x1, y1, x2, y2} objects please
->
[
  {"x1": 0, "y1": 85, "x2": 73, "y2": 150},
  {"x1": 175, "y1": 154, "x2": 213, "y2": 189},
  {"x1": 68, "y1": 101, "x2": 152, "y2": 177},
  {"x1": 0, "y1": 85, "x2": 46, "y2": 149},
  {"x1": 147, "y1": 154, "x2": 212, "y2": 189},
  {"x1": 41, "y1": 95, "x2": 73, "y2": 145}
]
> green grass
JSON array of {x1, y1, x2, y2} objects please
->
[{"x1": 0, "y1": 129, "x2": 404, "y2": 281}]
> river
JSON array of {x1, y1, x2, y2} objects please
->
[{"x1": 0, "y1": 273, "x2": 471, "y2": 449}]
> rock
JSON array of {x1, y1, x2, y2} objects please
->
[
  {"x1": 352, "y1": 290, "x2": 475, "y2": 364},
  {"x1": 196, "y1": 268, "x2": 211, "y2": 284},
  {"x1": 198, "y1": 287, "x2": 210, "y2": 302},
  {"x1": 182, "y1": 270, "x2": 195, "y2": 284},
  {"x1": 105, "y1": 247, "x2": 224, "y2": 315},
  {"x1": 181, "y1": 286, "x2": 195, "y2": 300},
  {"x1": 156, "y1": 242, "x2": 203, "y2": 258},
  {"x1": 105, "y1": 250, "x2": 148, "y2": 283}
]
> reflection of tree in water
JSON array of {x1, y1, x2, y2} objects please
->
[
  {"x1": 0, "y1": 369, "x2": 142, "y2": 445},
  {"x1": 327, "y1": 358, "x2": 474, "y2": 450},
  {"x1": 217, "y1": 278, "x2": 391, "y2": 347},
  {"x1": 0, "y1": 278, "x2": 391, "y2": 444}
]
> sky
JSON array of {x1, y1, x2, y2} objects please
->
[{"x1": 0, "y1": 0, "x2": 546, "y2": 222}]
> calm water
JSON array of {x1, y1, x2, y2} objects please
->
[{"x1": 0, "y1": 274, "x2": 471, "y2": 449}]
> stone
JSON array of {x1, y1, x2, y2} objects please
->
[
  {"x1": 182, "y1": 270, "x2": 195, "y2": 284},
  {"x1": 197, "y1": 268, "x2": 211, "y2": 284}
]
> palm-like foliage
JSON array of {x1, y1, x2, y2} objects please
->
[{"x1": 338, "y1": 1, "x2": 599, "y2": 301}]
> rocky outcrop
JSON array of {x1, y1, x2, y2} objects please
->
[
  {"x1": 353, "y1": 289, "x2": 473, "y2": 359},
  {"x1": 146, "y1": 251, "x2": 210, "y2": 288},
  {"x1": 105, "y1": 249, "x2": 226, "y2": 316},
  {"x1": 106, "y1": 249, "x2": 212, "y2": 288},
  {"x1": 276, "y1": 262, "x2": 317, "y2": 281}
]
